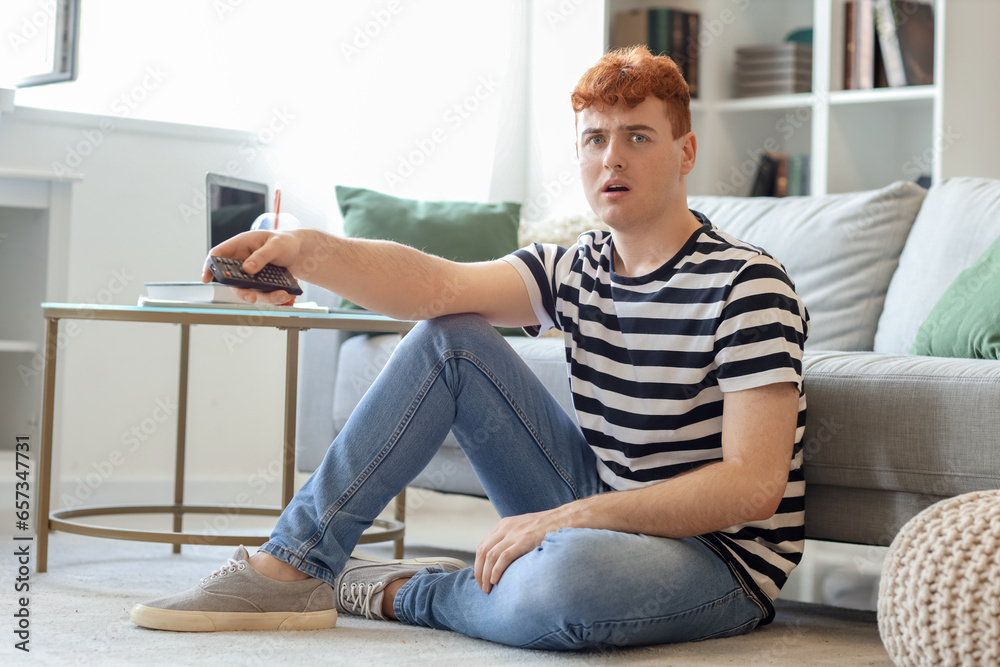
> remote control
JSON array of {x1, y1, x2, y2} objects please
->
[{"x1": 207, "y1": 256, "x2": 303, "y2": 295}]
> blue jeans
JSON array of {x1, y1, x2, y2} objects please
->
[{"x1": 260, "y1": 314, "x2": 764, "y2": 649}]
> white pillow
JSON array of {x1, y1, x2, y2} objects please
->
[{"x1": 690, "y1": 182, "x2": 927, "y2": 351}]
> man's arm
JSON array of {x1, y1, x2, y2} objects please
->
[
  {"x1": 202, "y1": 228, "x2": 537, "y2": 327},
  {"x1": 473, "y1": 381, "x2": 800, "y2": 593}
]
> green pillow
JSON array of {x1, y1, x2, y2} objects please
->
[
  {"x1": 911, "y1": 234, "x2": 1000, "y2": 359},
  {"x1": 335, "y1": 186, "x2": 522, "y2": 331}
]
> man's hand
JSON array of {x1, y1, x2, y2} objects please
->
[
  {"x1": 202, "y1": 230, "x2": 304, "y2": 305},
  {"x1": 475, "y1": 507, "x2": 570, "y2": 594}
]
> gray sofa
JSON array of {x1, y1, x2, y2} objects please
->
[{"x1": 296, "y1": 177, "x2": 1000, "y2": 548}]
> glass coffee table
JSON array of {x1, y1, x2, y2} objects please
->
[{"x1": 35, "y1": 303, "x2": 415, "y2": 572}]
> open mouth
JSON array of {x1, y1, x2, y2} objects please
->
[{"x1": 604, "y1": 183, "x2": 630, "y2": 193}]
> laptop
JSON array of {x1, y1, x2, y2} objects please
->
[{"x1": 205, "y1": 172, "x2": 268, "y2": 251}]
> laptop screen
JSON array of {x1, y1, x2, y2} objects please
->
[{"x1": 206, "y1": 173, "x2": 268, "y2": 251}]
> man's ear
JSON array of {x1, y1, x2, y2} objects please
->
[{"x1": 680, "y1": 132, "x2": 697, "y2": 176}]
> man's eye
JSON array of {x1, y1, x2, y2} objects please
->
[
  {"x1": 588, "y1": 136, "x2": 604, "y2": 145},
  {"x1": 632, "y1": 134, "x2": 647, "y2": 143}
]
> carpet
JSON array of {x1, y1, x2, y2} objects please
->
[{"x1": 1, "y1": 532, "x2": 893, "y2": 666}]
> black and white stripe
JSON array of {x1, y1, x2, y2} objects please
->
[{"x1": 502, "y1": 212, "x2": 809, "y2": 622}]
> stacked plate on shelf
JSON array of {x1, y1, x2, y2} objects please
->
[{"x1": 733, "y1": 43, "x2": 812, "y2": 98}]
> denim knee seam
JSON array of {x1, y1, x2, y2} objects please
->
[{"x1": 446, "y1": 349, "x2": 583, "y2": 500}]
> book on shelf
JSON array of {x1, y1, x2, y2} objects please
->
[
  {"x1": 750, "y1": 153, "x2": 810, "y2": 198},
  {"x1": 845, "y1": 0, "x2": 933, "y2": 90},
  {"x1": 750, "y1": 155, "x2": 778, "y2": 197},
  {"x1": 895, "y1": 1, "x2": 934, "y2": 85},
  {"x1": 733, "y1": 42, "x2": 812, "y2": 98},
  {"x1": 788, "y1": 154, "x2": 811, "y2": 197},
  {"x1": 610, "y1": 8, "x2": 700, "y2": 98},
  {"x1": 874, "y1": 0, "x2": 907, "y2": 86},
  {"x1": 845, "y1": 0, "x2": 877, "y2": 89}
]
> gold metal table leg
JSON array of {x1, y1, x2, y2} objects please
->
[
  {"x1": 282, "y1": 328, "x2": 298, "y2": 508},
  {"x1": 36, "y1": 317, "x2": 60, "y2": 573},
  {"x1": 172, "y1": 323, "x2": 191, "y2": 554},
  {"x1": 394, "y1": 489, "x2": 407, "y2": 558}
]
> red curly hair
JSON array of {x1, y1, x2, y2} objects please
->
[{"x1": 571, "y1": 45, "x2": 691, "y2": 139}]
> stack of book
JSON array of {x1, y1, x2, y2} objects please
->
[
  {"x1": 733, "y1": 43, "x2": 812, "y2": 98},
  {"x1": 750, "y1": 153, "x2": 811, "y2": 198},
  {"x1": 142, "y1": 282, "x2": 328, "y2": 312},
  {"x1": 610, "y1": 8, "x2": 700, "y2": 98},
  {"x1": 844, "y1": 0, "x2": 935, "y2": 90}
]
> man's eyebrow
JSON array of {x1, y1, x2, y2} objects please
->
[
  {"x1": 621, "y1": 123, "x2": 658, "y2": 133},
  {"x1": 580, "y1": 123, "x2": 658, "y2": 136}
]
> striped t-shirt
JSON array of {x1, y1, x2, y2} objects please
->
[{"x1": 501, "y1": 211, "x2": 808, "y2": 623}]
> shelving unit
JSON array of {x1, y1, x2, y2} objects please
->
[
  {"x1": 603, "y1": 0, "x2": 1000, "y2": 196},
  {"x1": 0, "y1": 168, "x2": 80, "y2": 444}
]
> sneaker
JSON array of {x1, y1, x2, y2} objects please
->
[
  {"x1": 335, "y1": 551, "x2": 467, "y2": 620},
  {"x1": 130, "y1": 546, "x2": 338, "y2": 632}
]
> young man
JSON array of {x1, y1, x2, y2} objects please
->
[{"x1": 131, "y1": 46, "x2": 808, "y2": 649}]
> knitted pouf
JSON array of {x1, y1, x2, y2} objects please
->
[{"x1": 878, "y1": 490, "x2": 1000, "y2": 666}]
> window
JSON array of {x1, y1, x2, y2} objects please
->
[{"x1": 1, "y1": 0, "x2": 80, "y2": 87}]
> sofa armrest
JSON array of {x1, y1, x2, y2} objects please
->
[{"x1": 801, "y1": 351, "x2": 1000, "y2": 544}]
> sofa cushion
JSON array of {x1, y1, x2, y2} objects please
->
[
  {"x1": 910, "y1": 232, "x2": 1000, "y2": 359},
  {"x1": 874, "y1": 177, "x2": 1000, "y2": 354},
  {"x1": 801, "y1": 351, "x2": 1000, "y2": 503},
  {"x1": 688, "y1": 182, "x2": 926, "y2": 351}
]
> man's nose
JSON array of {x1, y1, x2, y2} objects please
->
[{"x1": 603, "y1": 138, "x2": 625, "y2": 171}]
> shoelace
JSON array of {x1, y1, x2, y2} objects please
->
[
  {"x1": 338, "y1": 581, "x2": 386, "y2": 620},
  {"x1": 200, "y1": 557, "x2": 247, "y2": 584}
]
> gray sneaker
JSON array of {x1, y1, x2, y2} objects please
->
[
  {"x1": 130, "y1": 546, "x2": 337, "y2": 632},
  {"x1": 335, "y1": 551, "x2": 467, "y2": 620}
]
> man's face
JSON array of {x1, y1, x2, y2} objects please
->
[{"x1": 576, "y1": 97, "x2": 696, "y2": 231}]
